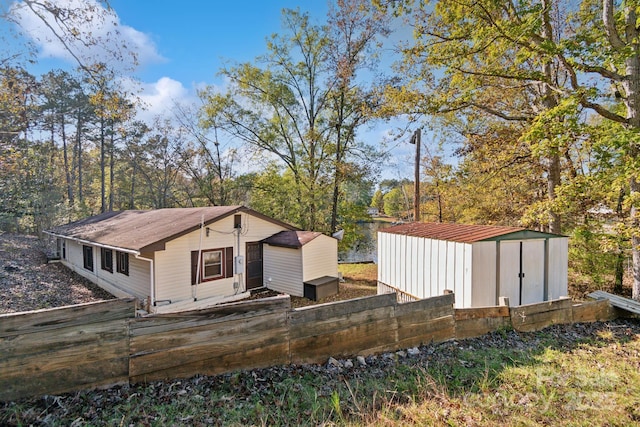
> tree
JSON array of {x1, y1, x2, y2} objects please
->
[
  {"x1": 389, "y1": 0, "x2": 572, "y2": 234},
  {"x1": 5, "y1": 0, "x2": 138, "y2": 81},
  {"x1": 325, "y1": 0, "x2": 389, "y2": 233}
]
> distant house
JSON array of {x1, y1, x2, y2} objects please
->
[
  {"x1": 45, "y1": 206, "x2": 338, "y2": 313},
  {"x1": 377, "y1": 222, "x2": 568, "y2": 308}
]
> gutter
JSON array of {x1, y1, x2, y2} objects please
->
[
  {"x1": 135, "y1": 254, "x2": 155, "y2": 308},
  {"x1": 43, "y1": 231, "x2": 141, "y2": 256}
]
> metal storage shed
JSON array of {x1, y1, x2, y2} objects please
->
[{"x1": 377, "y1": 222, "x2": 568, "y2": 308}]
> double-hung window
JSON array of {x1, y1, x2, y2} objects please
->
[
  {"x1": 191, "y1": 247, "x2": 233, "y2": 284},
  {"x1": 116, "y1": 251, "x2": 129, "y2": 276},
  {"x1": 203, "y1": 250, "x2": 223, "y2": 280},
  {"x1": 101, "y1": 248, "x2": 113, "y2": 273},
  {"x1": 83, "y1": 245, "x2": 93, "y2": 271}
]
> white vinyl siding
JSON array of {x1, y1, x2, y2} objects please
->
[
  {"x1": 263, "y1": 245, "x2": 303, "y2": 296},
  {"x1": 60, "y1": 239, "x2": 149, "y2": 299},
  {"x1": 301, "y1": 235, "x2": 338, "y2": 282},
  {"x1": 154, "y1": 212, "x2": 291, "y2": 303}
]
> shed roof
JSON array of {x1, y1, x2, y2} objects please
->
[
  {"x1": 263, "y1": 230, "x2": 325, "y2": 248},
  {"x1": 46, "y1": 206, "x2": 298, "y2": 252},
  {"x1": 380, "y1": 222, "x2": 561, "y2": 243}
]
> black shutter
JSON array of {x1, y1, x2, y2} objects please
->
[
  {"x1": 225, "y1": 247, "x2": 233, "y2": 278},
  {"x1": 191, "y1": 251, "x2": 199, "y2": 285}
]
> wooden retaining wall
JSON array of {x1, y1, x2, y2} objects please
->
[
  {"x1": 0, "y1": 298, "x2": 135, "y2": 401},
  {"x1": 129, "y1": 296, "x2": 291, "y2": 383},
  {"x1": 0, "y1": 293, "x2": 618, "y2": 401}
]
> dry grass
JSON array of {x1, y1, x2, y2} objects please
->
[{"x1": 289, "y1": 263, "x2": 377, "y2": 308}]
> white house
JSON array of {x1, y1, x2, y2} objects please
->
[
  {"x1": 377, "y1": 222, "x2": 568, "y2": 308},
  {"x1": 45, "y1": 206, "x2": 339, "y2": 313},
  {"x1": 262, "y1": 230, "x2": 339, "y2": 299}
]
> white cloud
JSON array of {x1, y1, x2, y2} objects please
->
[
  {"x1": 10, "y1": 0, "x2": 164, "y2": 70},
  {"x1": 127, "y1": 76, "x2": 195, "y2": 123}
]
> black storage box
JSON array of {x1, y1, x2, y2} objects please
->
[{"x1": 303, "y1": 276, "x2": 339, "y2": 301}]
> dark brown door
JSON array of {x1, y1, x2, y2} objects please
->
[{"x1": 246, "y1": 242, "x2": 263, "y2": 290}]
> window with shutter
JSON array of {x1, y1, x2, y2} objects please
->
[{"x1": 191, "y1": 247, "x2": 234, "y2": 284}]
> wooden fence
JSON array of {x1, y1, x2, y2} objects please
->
[{"x1": 0, "y1": 293, "x2": 617, "y2": 401}]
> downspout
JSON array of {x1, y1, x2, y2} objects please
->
[
  {"x1": 194, "y1": 214, "x2": 205, "y2": 301},
  {"x1": 136, "y1": 254, "x2": 155, "y2": 309}
]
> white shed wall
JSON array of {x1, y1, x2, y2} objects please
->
[
  {"x1": 377, "y1": 232, "x2": 472, "y2": 308},
  {"x1": 301, "y1": 235, "x2": 338, "y2": 282},
  {"x1": 263, "y1": 245, "x2": 303, "y2": 296},
  {"x1": 548, "y1": 237, "x2": 569, "y2": 299},
  {"x1": 471, "y1": 241, "x2": 497, "y2": 306}
]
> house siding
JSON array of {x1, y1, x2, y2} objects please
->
[
  {"x1": 154, "y1": 212, "x2": 290, "y2": 304},
  {"x1": 301, "y1": 235, "x2": 338, "y2": 282},
  {"x1": 263, "y1": 245, "x2": 303, "y2": 296},
  {"x1": 61, "y1": 240, "x2": 150, "y2": 300}
]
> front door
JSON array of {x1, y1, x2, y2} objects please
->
[{"x1": 245, "y1": 242, "x2": 263, "y2": 290}]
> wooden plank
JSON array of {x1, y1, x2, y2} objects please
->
[
  {"x1": 0, "y1": 298, "x2": 135, "y2": 337},
  {"x1": 0, "y1": 357, "x2": 129, "y2": 401},
  {"x1": 288, "y1": 293, "x2": 396, "y2": 325},
  {"x1": 0, "y1": 319, "x2": 129, "y2": 401},
  {"x1": 588, "y1": 290, "x2": 640, "y2": 314},
  {"x1": 130, "y1": 341, "x2": 290, "y2": 383},
  {"x1": 130, "y1": 310, "x2": 287, "y2": 355},
  {"x1": 510, "y1": 298, "x2": 573, "y2": 332},
  {"x1": 290, "y1": 317, "x2": 399, "y2": 364},
  {"x1": 396, "y1": 315, "x2": 455, "y2": 348},
  {"x1": 129, "y1": 311, "x2": 288, "y2": 376},
  {"x1": 0, "y1": 319, "x2": 128, "y2": 360},
  {"x1": 455, "y1": 306, "x2": 510, "y2": 321},
  {"x1": 572, "y1": 300, "x2": 616, "y2": 323},
  {"x1": 130, "y1": 296, "x2": 290, "y2": 337},
  {"x1": 288, "y1": 304, "x2": 395, "y2": 340},
  {"x1": 455, "y1": 316, "x2": 512, "y2": 340},
  {"x1": 394, "y1": 293, "x2": 454, "y2": 317}
]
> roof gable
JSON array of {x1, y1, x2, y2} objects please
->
[
  {"x1": 380, "y1": 222, "x2": 562, "y2": 243},
  {"x1": 47, "y1": 206, "x2": 298, "y2": 252}
]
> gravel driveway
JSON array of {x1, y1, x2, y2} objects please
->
[{"x1": 0, "y1": 233, "x2": 114, "y2": 314}]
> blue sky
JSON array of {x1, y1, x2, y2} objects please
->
[
  {"x1": 4, "y1": 0, "x2": 425, "y2": 181},
  {"x1": 107, "y1": 1, "x2": 329, "y2": 87}
]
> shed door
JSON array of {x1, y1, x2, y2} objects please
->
[
  {"x1": 246, "y1": 242, "x2": 263, "y2": 290},
  {"x1": 499, "y1": 240, "x2": 545, "y2": 305}
]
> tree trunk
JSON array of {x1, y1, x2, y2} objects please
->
[
  {"x1": 622, "y1": 26, "x2": 640, "y2": 300},
  {"x1": 76, "y1": 112, "x2": 83, "y2": 203},
  {"x1": 109, "y1": 130, "x2": 114, "y2": 212},
  {"x1": 60, "y1": 113, "x2": 74, "y2": 205},
  {"x1": 100, "y1": 116, "x2": 106, "y2": 213}
]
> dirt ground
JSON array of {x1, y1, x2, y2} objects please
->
[
  {"x1": 0, "y1": 233, "x2": 115, "y2": 314},
  {"x1": 0, "y1": 233, "x2": 376, "y2": 314}
]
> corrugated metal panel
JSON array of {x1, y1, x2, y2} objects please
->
[{"x1": 380, "y1": 222, "x2": 528, "y2": 243}]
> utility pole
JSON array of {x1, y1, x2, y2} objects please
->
[{"x1": 409, "y1": 128, "x2": 421, "y2": 222}]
